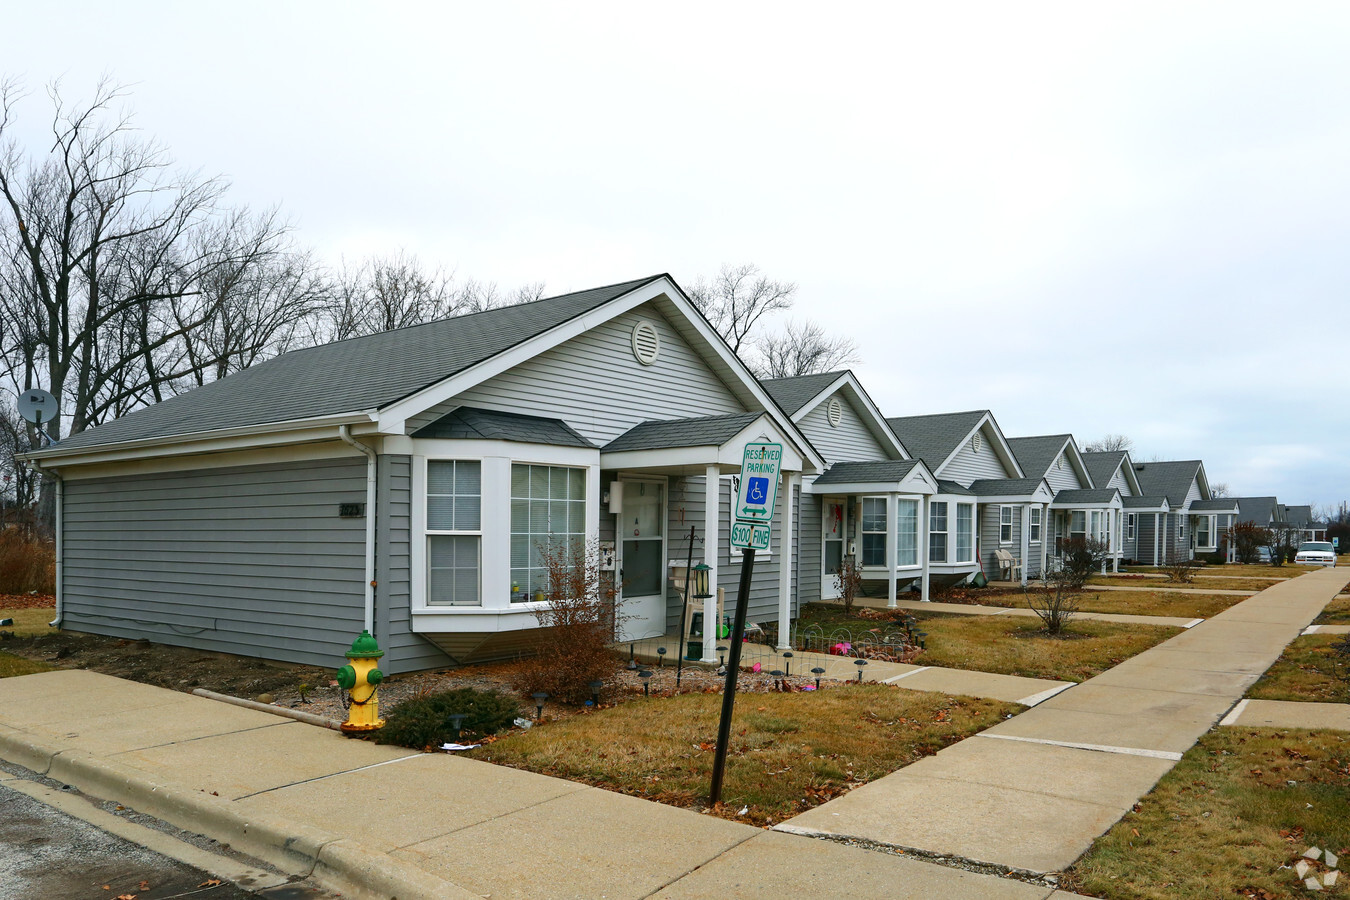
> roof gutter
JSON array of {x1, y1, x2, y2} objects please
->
[
  {"x1": 338, "y1": 425, "x2": 377, "y2": 634},
  {"x1": 26, "y1": 458, "x2": 62, "y2": 629}
]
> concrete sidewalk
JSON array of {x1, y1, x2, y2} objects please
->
[
  {"x1": 777, "y1": 565, "x2": 1350, "y2": 875},
  {"x1": 0, "y1": 669, "x2": 1081, "y2": 900},
  {"x1": 1220, "y1": 698, "x2": 1350, "y2": 731},
  {"x1": 1303, "y1": 624, "x2": 1350, "y2": 635}
]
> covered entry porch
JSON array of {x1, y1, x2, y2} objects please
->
[{"x1": 1049, "y1": 489, "x2": 1124, "y2": 573}]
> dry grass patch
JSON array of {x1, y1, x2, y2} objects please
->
[
  {"x1": 0, "y1": 608, "x2": 60, "y2": 638},
  {"x1": 1315, "y1": 596, "x2": 1350, "y2": 625},
  {"x1": 1121, "y1": 564, "x2": 1314, "y2": 579},
  {"x1": 1247, "y1": 635, "x2": 1350, "y2": 703},
  {"x1": 986, "y1": 590, "x2": 1242, "y2": 619},
  {"x1": 1068, "y1": 728, "x2": 1350, "y2": 900},
  {"x1": 0, "y1": 651, "x2": 53, "y2": 678},
  {"x1": 467, "y1": 684, "x2": 1015, "y2": 826},
  {"x1": 1088, "y1": 574, "x2": 1275, "y2": 592}
]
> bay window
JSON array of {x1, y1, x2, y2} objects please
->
[
  {"x1": 427, "y1": 461, "x2": 482, "y2": 606},
  {"x1": 956, "y1": 503, "x2": 974, "y2": 563},
  {"x1": 896, "y1": 499, "x2": 919, "y2": 567},
  {"x1": 861, "y1": 497, "x2": 887, "y2": 567},
  {"x1": 1069, "y1": 511, "x2": 1086, "y2": 540},
  {"x1": 929, "y1": 501, "x2": 948, "y2": 562},
  {"x1": 510, "y1": 463, "x2": 586, "y2": 602}
]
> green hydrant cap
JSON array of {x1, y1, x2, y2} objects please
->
[{"x1": 346, "y1": 629, "x2": 385, "y2": 659}]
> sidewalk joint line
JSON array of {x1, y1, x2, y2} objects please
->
[
  {"x1": 883, "y1": 667, "x2": 930, "y2": 684},
  {"x1": 1016, "y1": 683, "x2": 1074, "y2": 706},
  {"x1": 233, "y1": 752, "x2": 425, "y2": 801},
  {"x1": 111, "y1": 721, "x2": 292, "y2": 756},
  {"x1": 638, "y1": 830, "x2": 761, "y2": 898},
  {"x1": 1219, "y1": 699, "x2": 1250, "y2": 727},
  {"x1": 977, "y1": 732, "x2": 1183, "y2": 761},
  {"x1": 387, "y1": 782, "x2": 593, "y2": 850}
]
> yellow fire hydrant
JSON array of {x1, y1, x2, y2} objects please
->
[{"x1": 336, "y1": 630, "x2": 385, "y2": 734}]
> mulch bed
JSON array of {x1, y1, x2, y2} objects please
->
[{"x1": 0, "y1": 593, "x2": 56, "y2": 609}]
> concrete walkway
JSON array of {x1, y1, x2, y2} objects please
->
[
  {"x1": 0, "y1": 669, "x2": 1084, "y2": 900},
  {"x1": 1220, "y1": 698, "x2": 1350, "y2": 731},
  {"x1": 777, "y1": 565, "x2": 1350, "y2": 875},
  {"x1": 1303, "y1": 624, "x2": 1350, "y2": 635}
]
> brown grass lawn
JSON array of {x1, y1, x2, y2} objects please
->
[
  {"x1": 467, "y1": 684, "x2": 1016, "y2": 826},
  {"x1": 1315, "y1": 596, "x2": 1350, "y2": 625},
  {"x1": 985, "y1": 590, "x2": 1243, "y2": 619},
  {"x1": 798, "y1": 604, "x2": 1179, "y2": 682},
  {"x1": 1247, "y1": 635, "x2": 1350, "y2": 703},
  {"x1": 0, "y1": 651, "x2": 53, "y2": 678},
  {"x1": 1087, "y1": 574, "x2": 1277, "y2": 592},
  {"x1": 0, "y1": 608, "x2": 60, "y2": 637},
  {"x1": 1121, "y1": 564, "x2": 1316, "y2": 579},
  {"x1": 1069, "y1": 728, "x2": 1350, "y2": 900}
]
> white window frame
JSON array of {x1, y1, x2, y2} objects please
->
[
  {"x1": 1029, "y1": 507, "x2": 1042, "y2": 543},
  {"x1": 514, "y1": 463, "x2": 591, "y2": 603},
  {"x1": 929, "y1": 500, "x2": 948, "y2": 563},
  {"x1": 1196, "y1": 514, "x2": 1214, "y2": 549},
  {"x1": 999, "y1": 505, "x2": 1014, "y2": 544},
  {"x1": 860, "y1": 495, "x2": 888, "y2": 568},
  {"x1": 425, "y1": 459, "x2": 483, "y2": 607},
  {"x1": 896, "y1": 497, "x2": 920, "y2": 569},
  {"x1": 955, "y1": 502, "x2": 975, "y2": 563},
  {"x1": 1069, "y1": 510, "x2": 1087, "y2": 540},
  {"x1": 1127, "y1": 513, "x2": 1136, "y2": 541}
]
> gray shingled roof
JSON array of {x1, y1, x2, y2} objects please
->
[
  {"x1": 1082, "y1": 451, "x2": 1127, "y2": 490},
  {"x1": 760, "y1": 371, "x2": 846, "y2": 416},
  {"x1": 1132, "y1": 460, "x2": 1203, "y2": 507},
  {"x1": 1123, "y1": 495, "x2": 1169, "y2": 510},
  {"x1": 46, "y1": 276, "x2": 663, "y2": 453},
  {"x1": 966, "y1": 477, "x2": 1045, "y2": 497},
  {"x1": 411, "y1": 407, "x2": 593, "y2": 447},
  {"x1": 813, "y1": 459, "x2": 920, "y2": 486},
  {"x1": 885, "y1": 411, "x2": 987, "y2": 469},
  {"x1": 935, "y1": 479, "x2": 974, "y2": 496},
  {"x1": 1052, "y1": 489, "x2": 1119, "y2": 505},
  {"x1": 601, "y1": 412, "x2": 762, "y2": 453},
  {"x1": 1232, "y1": 496, "x2": 1278, "y2": 525},
  {"x1": 1189, "y1": 498, "x2": 1239, "y2": 513},
  {"x1": 1283, "y1": 504, "x2": 1314, "y2": 526},
  {"x1": 1007, "y1": 435, "x2": 1073, "y2": 481}
]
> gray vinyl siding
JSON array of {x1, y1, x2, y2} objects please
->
[
  {"x1": 1122, "y1": 513, "x2": 1139, "y2": 560},
  {"x1": 61, "y1": 456, "x2": 370, "y2": 667},
  {"x1": 982, "y1": 503, "x2": 1023, "y2": 581},
  {"x1": 941, "y1": 428, "x2": 1014, "y2": 486},
  {"x1": 1135, "y1": 513, "x2": 1160, "y2": 564},
  {"x1": 1107, "y1": 467, "x2": 1132, "y2": 495},
  {"x1": 413, "y1": 303, "x2": 747, "y2": 443},
  {"x1": 1045, "y1": 459, "x2": 1084, "y2": 492},
  {"x1": 797, "y1": 490, "x2": 819, "y2": 607},
  {"x1": 797, "y1": 393, "x2": 890, "y2": 463},
  {"x1": 378, "y1": 454, "x2": 453, "y2": 674}
]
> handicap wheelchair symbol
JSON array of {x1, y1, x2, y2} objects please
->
[{"x1": 746, "y1": 476, "x2": 769, "y2": 505}]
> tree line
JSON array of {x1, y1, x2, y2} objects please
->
[{"x1": 0, "y1": 78, "x2": 854, "y2": 514}]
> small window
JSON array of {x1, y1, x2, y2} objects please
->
[
  {"x1": 999, "y1": 506, "x2": 1014, "y2": 544},
  {"x1": 861, "y1": 497, "x2": 887, "y2": 566},
  {"x1": 826, "y1": 397, "x2": 843, "y2": 427},
  {"x1": 1029, "y1": 507, "x2": 1042, "y2": 543},
  {"x1": 631, "y1": 320, "x2": 660, "y2": 365},
  {"x1": 1127, "y1": 514, "x2": 1136, "y2": 541},
  {"x1": 929, "y1": 501, "x2": 948, "y2": 563}
]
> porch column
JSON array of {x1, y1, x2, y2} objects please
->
[
  {"x1": 887, "y1": 492, "x2": 899, "y2": 608},
  {"x1": 1040, "y1": 504, "x2": 1049, "y2": 576},
  {"x1": 777, "y1": 471, "x2": 796, "y2": 649},
  {"x1": 702, "y1": 465, "x2": 720, "y2": 663},
  {"x1": 1154, "y1": 512, "x2": 1161, "y2": 566},
  {"x1": 1020, "y1": 504, "x2": 1030, "y2": 586},
  {"x1": 920, "y1": 495, "x2": 931, "y2": 602},
  {"x1": 1111, "y1": 509, "x2": 1120, "y2": 572}
]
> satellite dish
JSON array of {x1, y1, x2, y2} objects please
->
[{"x1": 17, "y1": 389, "x2": 58, "y2": 426}]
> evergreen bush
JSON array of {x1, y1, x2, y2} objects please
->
[{"x1": 373, "y1": 688, "x2": 519, "y2": 749}]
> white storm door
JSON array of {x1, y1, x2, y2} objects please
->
[
  {"x1": 822, "y1": 498, "x2": 845, "y2": 600},
  {"x1": 617, "y1": 479, "x2": 666, "y2": 642}
]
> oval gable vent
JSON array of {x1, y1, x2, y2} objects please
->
[
  {"x1": 972, "y1": 432, "x2": 983, "y2": 452},
  {"x1": 826, "y1": 398, "x2": 843, "y2": 427},
  {"x1": 631, "y1": 320, "x2": 660, "y2": 365}
]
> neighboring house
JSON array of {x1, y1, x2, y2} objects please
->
[
  {"x1": 23, "y1": 275, "x2": 827, "y2": 673},
  {"x1": 760, "y1": 371, "x2": 938, "y2": 607},
  {"x1": 1008, "y1": 435, "x2": 1123, "y2": 573},
  {"x1": 886, "y1": 411, "x2": 1042, "y2": 586},
  {"x1": 1131, "y1": 460, "x2": 1213, "y2": 563},
  {"x1": 1280, "y1": 505, "x2": 1329, "y2": 543},
  {"x1": 1081, "y1": 450, "x2": 1152, "y2": 562},
  {"x1": 1188, "y1": 498, "x2": 1240, "y2": 559}
]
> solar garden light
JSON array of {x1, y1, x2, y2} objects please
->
[
  {"x1": 716, "y1": 646, "x2": 727, "y2": 667},
  {"x1": 855, "y1": 659, "x2": 868, "y2": 682},
  {"x1": 811, "y1": 666, "x2": 825, "y2": 690},
  {"x1": 638, "y1": 669, "x2": 653, "y2": 697},
  {"x1": 782, "y1": 651, "x2": 793, "y2": 677},
  {"x1": 589, "y1": 680, "x2": 604, "y2": 706},
  {"x1": 657, "y1": 646, "x2": 667, "y2": 666},
  {"x1": 532, "y1": 691, "x2": 548, "y2": 719},
  {"x1": 917, "y1": 631, "x2": 927, "y2": 650},
  {"x1": 447, "y1": 712, "x2": 467, "y2": 741},
  {"x1": 628, "y1": 643, "x2": 638, "y2": 670},
  {"x1": 771, "y1": 669, "x2": 784, "y2": 690}
]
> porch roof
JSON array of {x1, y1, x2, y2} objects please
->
[
  {"x1": 1051, "y1": 488, "x2": 1121, "y2": 509},
  {"x1": 935, "y1": 479, "x2": 974, "y2": 496},
  {"x1": 412, "y1": 406, "x2": 594, "y2": 447},
  {"x1": 599, "y1": 411, "x2": 812, "y2": 474},
  {"x1": 602, "y1": 412, "x2": 761, "y2": 452},
  {"x1": 1189, "y1": 498, "x2": 1239, "y2": 514},
  {"x1": 967, "y1": 477, "x2": 1049, "y2": 499},
  {"x1": 809, "y1": 459, "x2": 934, "y2": 495},
  {"x1": 1122, "y1": 495, "x2": 1170, "y2": 512}
]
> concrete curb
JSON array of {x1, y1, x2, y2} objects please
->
[{"x1": 0, "y1": 727, "x2": 470, "y2": 900}]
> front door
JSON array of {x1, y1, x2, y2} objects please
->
[
  {"x1": 617, "y1": 479, "x2": 666, "y2": 642},
  {"x1": 822, "y1": 497, "x2": 845, "y2": 600}
]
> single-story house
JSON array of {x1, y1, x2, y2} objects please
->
[
  {"x1": 1131, "y1": 460, "x2": 1213, "y2": 563},
  {"x1": 1007, "y1": 434, "x2": 1124, "y2": 573}
]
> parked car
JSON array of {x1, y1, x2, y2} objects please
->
[
  {"x1": 1294, "y1": 541, "x2": 1337, "y2": 567},
  {"x1": 1257, "y1": 546, "x2": 1272, "y2": 564}
]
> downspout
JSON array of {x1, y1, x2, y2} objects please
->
[
  {"x1": 27, "y1": 459, "x2": 62, "y2": 628},
  {"x1": 338, "y1": 426, "x2": 377, "y2": 634}
]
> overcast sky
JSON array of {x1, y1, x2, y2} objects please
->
[{"x1": 9, "y1": 2, "x2": 1350, "y2": 508}]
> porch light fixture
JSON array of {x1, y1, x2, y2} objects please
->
[
  {"x1": 782, "y1": 651, "x2": 793, "y2": 677},
  {"x1": 692, "y1": 563, "x2": 712, "y2": 599},
  {"x1": 589, "y1": 680, "x2": 604, "y2": 706},
  {"x1": 638, "y1": 669, "x2": 653, "y2": 697},
  {"x1": 855, "y1": 659, "x2": 868, "y2": 682},
  {"x1": 811, "y1": 666, "x2": 826, "y2": 690},
  {"x1": 532, "y1": 691, "x2": 548, "y2": 719},
  {"x1": 447, "y1": 712, "x2": 467, "y2": 740}
]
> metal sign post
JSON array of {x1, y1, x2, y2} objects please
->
[{"x1": 710, "y1": 442, "x2": 783, "y2": 805}]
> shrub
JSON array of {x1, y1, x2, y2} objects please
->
[
  {"x1": 1228, "y1": 522, "x2": 1267, "y2": 564},
  {"x1": 512, "y1": 538, "x2": 623, "y2": 705},
  {"x1": 1025, "y1": 568, "x2": 1080, "y2": 636},
  {"x1": 0, "y1": 529, "x2": 55, "y2": 595},
  {"x1": 1058, "y1": 536, "x2": 1110, "y2": 589},
  {"x1": 1162, "y1": 554, "x2": 1198, "y2": 584},
  {"x1": 837, "y1": 557, "x2": 864, "y2": 615},
  {"x1": 374, "y1": 688, "x2": 519, "y2": 749}
]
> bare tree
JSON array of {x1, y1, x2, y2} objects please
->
[
  {"x1": 686, "y1": 263, "x2": 796, "y2": 353},
  {"x1": 1210, "y1": 482, "x2": 1231, "y2": 499},
  {"x1": 0, "y1": 399, "x2": 38, "y2": 513},
  {"x1": 1083, "y1": 434, "x2": 1134, "y2": 453},
  {"x1": 754, "y1": 318, "x2": 859, "y2": 379}
]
